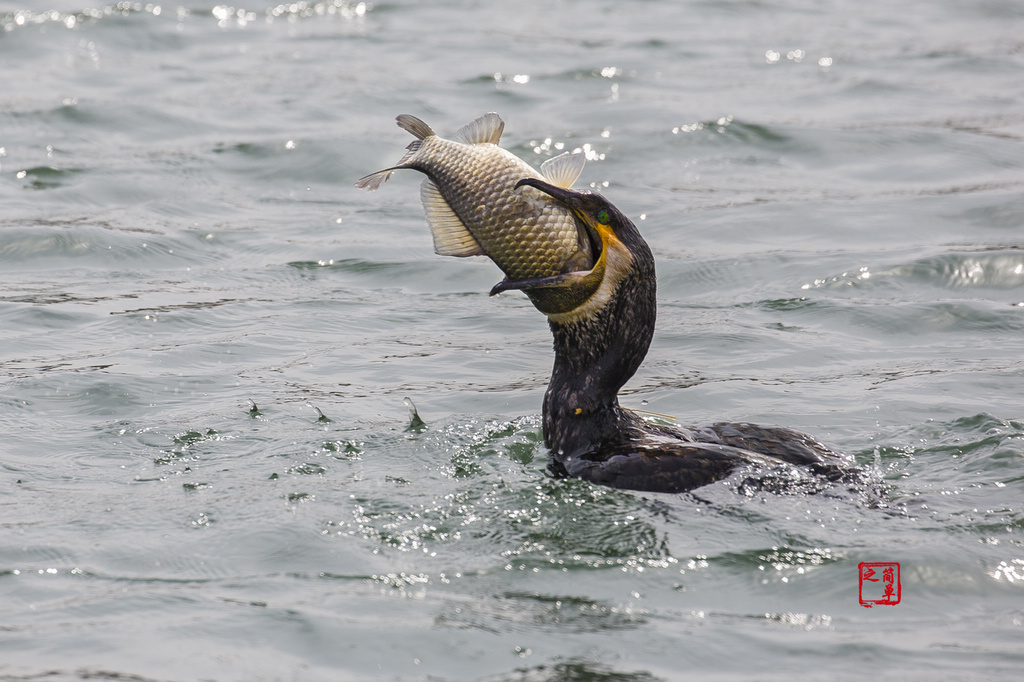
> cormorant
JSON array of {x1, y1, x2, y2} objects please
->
[{"x1": 489, "y1": 177, "x2": 856, "y2": 493}]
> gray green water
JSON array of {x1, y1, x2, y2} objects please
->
[{"x1": 2, "y1": 1, "x2": 1024, "y2": 680}]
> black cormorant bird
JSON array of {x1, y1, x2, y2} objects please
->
[{"x1": 489, "y1": 177, "x2": 856, "y2": 493}]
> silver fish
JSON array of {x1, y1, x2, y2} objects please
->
[{"x1": 355, "y1": 113, "x2": 596, "y2": 287}]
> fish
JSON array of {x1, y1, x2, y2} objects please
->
[{"x1": 355, "y1": 113, "x2": 600, "y2": 312}]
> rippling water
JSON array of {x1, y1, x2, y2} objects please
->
[{"x1": 3, "y1": 1, "x2": 1024, "y2": 680}]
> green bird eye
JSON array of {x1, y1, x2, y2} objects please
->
[{"x1": 596, "y1": 210, "x2": 611, "y2": 225}]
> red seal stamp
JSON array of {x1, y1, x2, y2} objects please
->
[{"x1": 858, "y1": 562, "x2": 901, "y2": 607}]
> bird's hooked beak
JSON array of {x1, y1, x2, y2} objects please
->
[
  {"x1": 515, "y1": 177, "x2": 593, "y2": 215},
  {"x1": 488, "y1": 178, "x2": 611, "y2": 316}
]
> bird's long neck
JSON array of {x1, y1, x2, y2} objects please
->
[{"x1": 542, "y1": 255, "x2": 656, "y2": 458}]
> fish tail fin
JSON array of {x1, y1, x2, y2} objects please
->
[
  {"x1": 396, "y1": 114, "x2": 435, "y2": 140},
  {"x1": 356, "y1": 116, "x2": 433, "y2": 190},
  {"x1": 354, "y1": 167, "x2": 398, "y2": 190},
  {"x1": 355, "y1": 141, "x2": 424, "y2": 190}
]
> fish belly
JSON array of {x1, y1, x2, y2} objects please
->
[{"x1": 418, "y1": 139, "x2": 590, "y2": 280}]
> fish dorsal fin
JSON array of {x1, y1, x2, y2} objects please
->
[
  {"x1": 454, "y1": 112, "x2": 504, "y2": 145},
  {"x1": 539, "y1": 151, "x2": 586, "y2": 188},
  {"x1": 420, "y1": 179, "x2": 487, "y2": 257},
  {"x1": 396, "y1": 114, "x2": 435, "y2": 140}
]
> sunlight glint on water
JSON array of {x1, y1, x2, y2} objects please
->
[{"x1": 2, "y1": 1, "x2": 1024, "y2": 680}]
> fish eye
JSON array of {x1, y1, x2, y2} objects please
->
[{"x1": 596, "y1": 210, "x2": 611, "y2": 225}]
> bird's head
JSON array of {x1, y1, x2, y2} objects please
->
[{"x1": 491, "y1": 178, "x2": 651, "y2": 323}]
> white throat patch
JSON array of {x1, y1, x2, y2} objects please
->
[{"x1": 545, "y1": 235, "x2": 633, "y2": 326}]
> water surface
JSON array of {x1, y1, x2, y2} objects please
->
[{"x1": 2, "y1": 1, "x2": 1024, "y2": 680}]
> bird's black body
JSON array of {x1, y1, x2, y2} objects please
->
[{"x1": 499, "y1": 178, "x2": 856, "y2": 493}]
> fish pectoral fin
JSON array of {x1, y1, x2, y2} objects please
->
[
  {"x1": 539, "y1": 151, "x2": 586, "y2": 189},
  {"x1": 454, "y1": 113, "x2": 505, "y2": 145},
  {"x1": 421, "y1": 180, "x2": 487, "y2": 257}
]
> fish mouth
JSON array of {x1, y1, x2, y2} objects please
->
[{"x1": 489, "y1": 178, "x2": 609, "y2": 316}]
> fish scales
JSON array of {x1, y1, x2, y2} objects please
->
[
  {"x1": 417, "y1": 137, "x2": 582, "y2": 278},
  {"x1": 356, "y1": 113, "x2": 594, "y2": 281}
]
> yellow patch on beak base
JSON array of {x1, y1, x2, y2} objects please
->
[{"x1": 545, "y1": 211, "x2": 633, "y2": 325}]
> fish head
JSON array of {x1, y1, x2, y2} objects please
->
[{"x1": 492, "y1": 178, "x2": 653, "y2": 322}]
